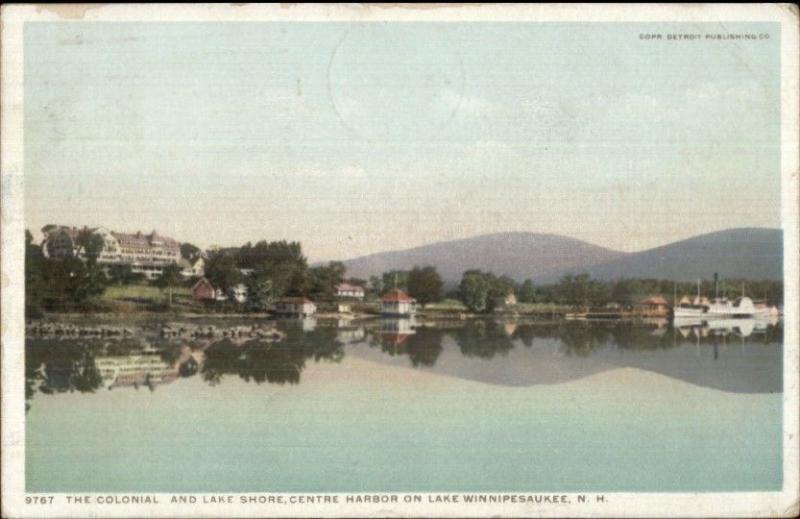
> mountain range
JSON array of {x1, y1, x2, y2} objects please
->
[{"x1": 340, "y1": 228, "x2": 782, "y2": 283}]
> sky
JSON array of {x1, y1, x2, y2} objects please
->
[{"x1": 24, "y1": 22, "x2": 781, "y2": 262}]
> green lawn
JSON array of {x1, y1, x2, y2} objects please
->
[
  {"x1": 514, "y1": 302, "x2": 571, "y2": 314},
  {"x1": 101, "y1": 284, "x2": 191, "y2": 302},
  {"x1": 98, "y1": 283, "x2": 197, "y2": 312},
  {"x1": 424, "y1": 300, "x2": 570, "y2": 314},
  {"x1": 424, "y1": 298, "x2": 468, "y2": 311}
]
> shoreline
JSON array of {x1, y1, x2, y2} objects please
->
[{"x1": 24, "y1": 311, "x2": 665, "y2": 327}]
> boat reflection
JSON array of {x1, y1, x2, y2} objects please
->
[{"x1": 674, "y1": 316, "x2": 779, "y2": 339}]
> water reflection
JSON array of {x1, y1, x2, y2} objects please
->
[
  {"x1": 371, "y1": 319, "x2": 445, "y2": 367},
  {"x1": 95, "y1": 350, "x2": 178, "y2": 391},
  {"x1": 25, "y1": 317, "x2": 783, "y2": 409},
  {"x1": 453, "y1": 320, "x2": 514, "y2": 359},
  {"x1": 201, "y1": 324, "x2": 344, "y2": 385},
  {"x1": 27, "y1": 340, "x2": 105, "y2": 396}
]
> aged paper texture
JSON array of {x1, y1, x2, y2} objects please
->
[{"x1": 2, "y1": 3, "x2": 799, "y2": 518}]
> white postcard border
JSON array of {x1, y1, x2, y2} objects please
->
[{"x1": 2, "y1": 3, "x2": 798, "y2": 518}]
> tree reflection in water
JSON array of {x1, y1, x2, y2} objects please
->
[
  {"x1": 202, "y1": 338, "x2": 307, "y2": 385},
  {"x1": 454, "y1": 320, "x2": 514, "y2": 359},
  {"x1": 25, "y1": 339, "x2": 105, "y2": 412},
  {"x1": 511, "y1": 324, "x2": 536, "y2": 347},
  {"x1": 405, "y1": 329, "x2": 446, "y2": 367},
  {"x1": 24, "y1": 318, "x2": 784, "y2": 410},
  {"x1": 202, "y1": 323, "x2": 344, "y2": 386},
  {"x1": 557, "y1": 323, "x2": 610, "y2": 357},
  {"x1": 370, "y1": 326, "x2": 447, "y2": 367}
]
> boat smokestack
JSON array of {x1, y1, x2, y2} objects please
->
[{"x1": 714, "y1": 272, "x2": 719, "y2": 299}]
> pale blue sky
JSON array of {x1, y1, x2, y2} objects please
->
[{"x1": 24, "y1": 22, "x2": 781, "y2": 261}]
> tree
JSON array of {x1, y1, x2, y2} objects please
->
[
  {"x1": 346, "y1": 277, "x2": 366, "y2": 287},
  {"x1": 244, "y1": 277, "x2": 273, "y2": 311},
  {"x1": 406, "y1": 266, "x2": 443, "y2": 308},
  {"x1": 381, "y1": 270, "x2": 408, "y2": 293},
  {"x1": 205, "y1": 254, "x2": 242, "y2": 293},
  {"x1": 38, "y1": 256, "x2": 106, "y2": 309},
  {"x1": 25, "y1": 230, "x2": 46, "y2": 316},
  {"x1": 73, "y1": 263, "x2": 107, "y2": 303},
  {"x1": 493, "y1": 275, "x2": 518, "y2": 299},
  {"x1": 518, "y1": 279, "x2": 537, "y2": 303},
  {"x1": 458, "y1": 270, "x2": 494, "y2": 313},
  {"x1": 308, "y1": 261, "x2": 346, "y2": 301},
  {"x1": 180, "y1": 242, "x2": 201, "y2": 260},
  {"x1": 75, "y1": 227, "x2": 105, "y2": 266},
  {"x1": 238, "y1": 240, "x2": 308, "y2": 299},
  {"x1": 154, "y1": 264, "x2": 183, "y2": 306},
  {"x1": 368, "y1": 276, "x2": 383, "y2": 297},
  {"x1": 588, "y1": 279, "x2": 611, "y2": 307},
  {"x1": 611, "y1": 279, "x2": 633, "y2": 304}
]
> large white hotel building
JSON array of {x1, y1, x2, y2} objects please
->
[{"x1": 41, "y1": 225, "x2": 182, "y2": 280}]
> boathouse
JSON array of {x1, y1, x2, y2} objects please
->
[
  {"x1": 634, "y1": 295, "x2": 670, "y2": 317},
  {"x1": 274, "y1": 297, "x2": 317, "y2": 317},
  {"x1": 380, "y1": 289, "x2": 417, "y2": 316},
  {"x1": 191, "y1": 278, "x2": 217, "y2": 301}
]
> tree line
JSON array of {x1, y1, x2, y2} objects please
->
[
  {"x1": 204, "y1": 244, "x2": 446, "y2": 311},
  {"x1": 25, "y1": 229, "x2": 783, "y2": 316},
  {"x1": 372, "y1": 269, "x2": 783, "y2": 313}
]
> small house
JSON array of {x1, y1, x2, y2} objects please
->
[
  {"x1": 493, "y1": 292, "x2": 518, "y2": 310},
  {"x1": 380, "y1": 289, "x2": 417, "y2": 316},
  {"x1": 191, "y1": 278, "x2": 217, "y2": 302},
  {"x1": 337, "y1": 303, "x2": 352, "y2": 314},
  {"x1": 179, "y1": 258, "x2": 194, "y2": 278},
  {"x1": 336, "y1": 283, "x2": 365, "y2": 300},
  {"x1": 191, "y1": 257, "x2": 206, "y2": 277},
  {"x1": 231, "y1": 283, "x2": 248, "y2": 304},
  {"x1": 275, "y1": 297, "x2": 317, "y2": 317},
  {"x1": 634, "y1": 295, "x2": 670, "y2": 317}
]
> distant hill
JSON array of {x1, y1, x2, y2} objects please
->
[
  {"x1": 341, "y1": 232, "x2": 624, "y2": 284},
  {"x1": 340, "y1": 228, "x2": 782, "y2": 283},
  {"x1": 579, "y1": 228, "x2": 783, "y2": 282}
]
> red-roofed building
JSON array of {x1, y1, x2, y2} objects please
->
[
  {"x1": 634, "y1": 295, "x2": 670, "y2": 317},
  {"x1": 380, "y1": 289, "x2": 417, "y2": 316},
  {"x1": 191, "y1": 278, "x2": 217, "y2": 302}
]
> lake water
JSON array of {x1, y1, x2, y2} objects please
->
[{"x1": 25, "y1": 317, "x2": 783, "y2": 493}]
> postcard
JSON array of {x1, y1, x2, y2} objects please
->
[{"x1": 1, "y1": 3, "x2": 798, "y2": 518}]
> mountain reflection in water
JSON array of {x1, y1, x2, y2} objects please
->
[{"x1": 24, "y1": 317, "x2": 783, "y2": 410}]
